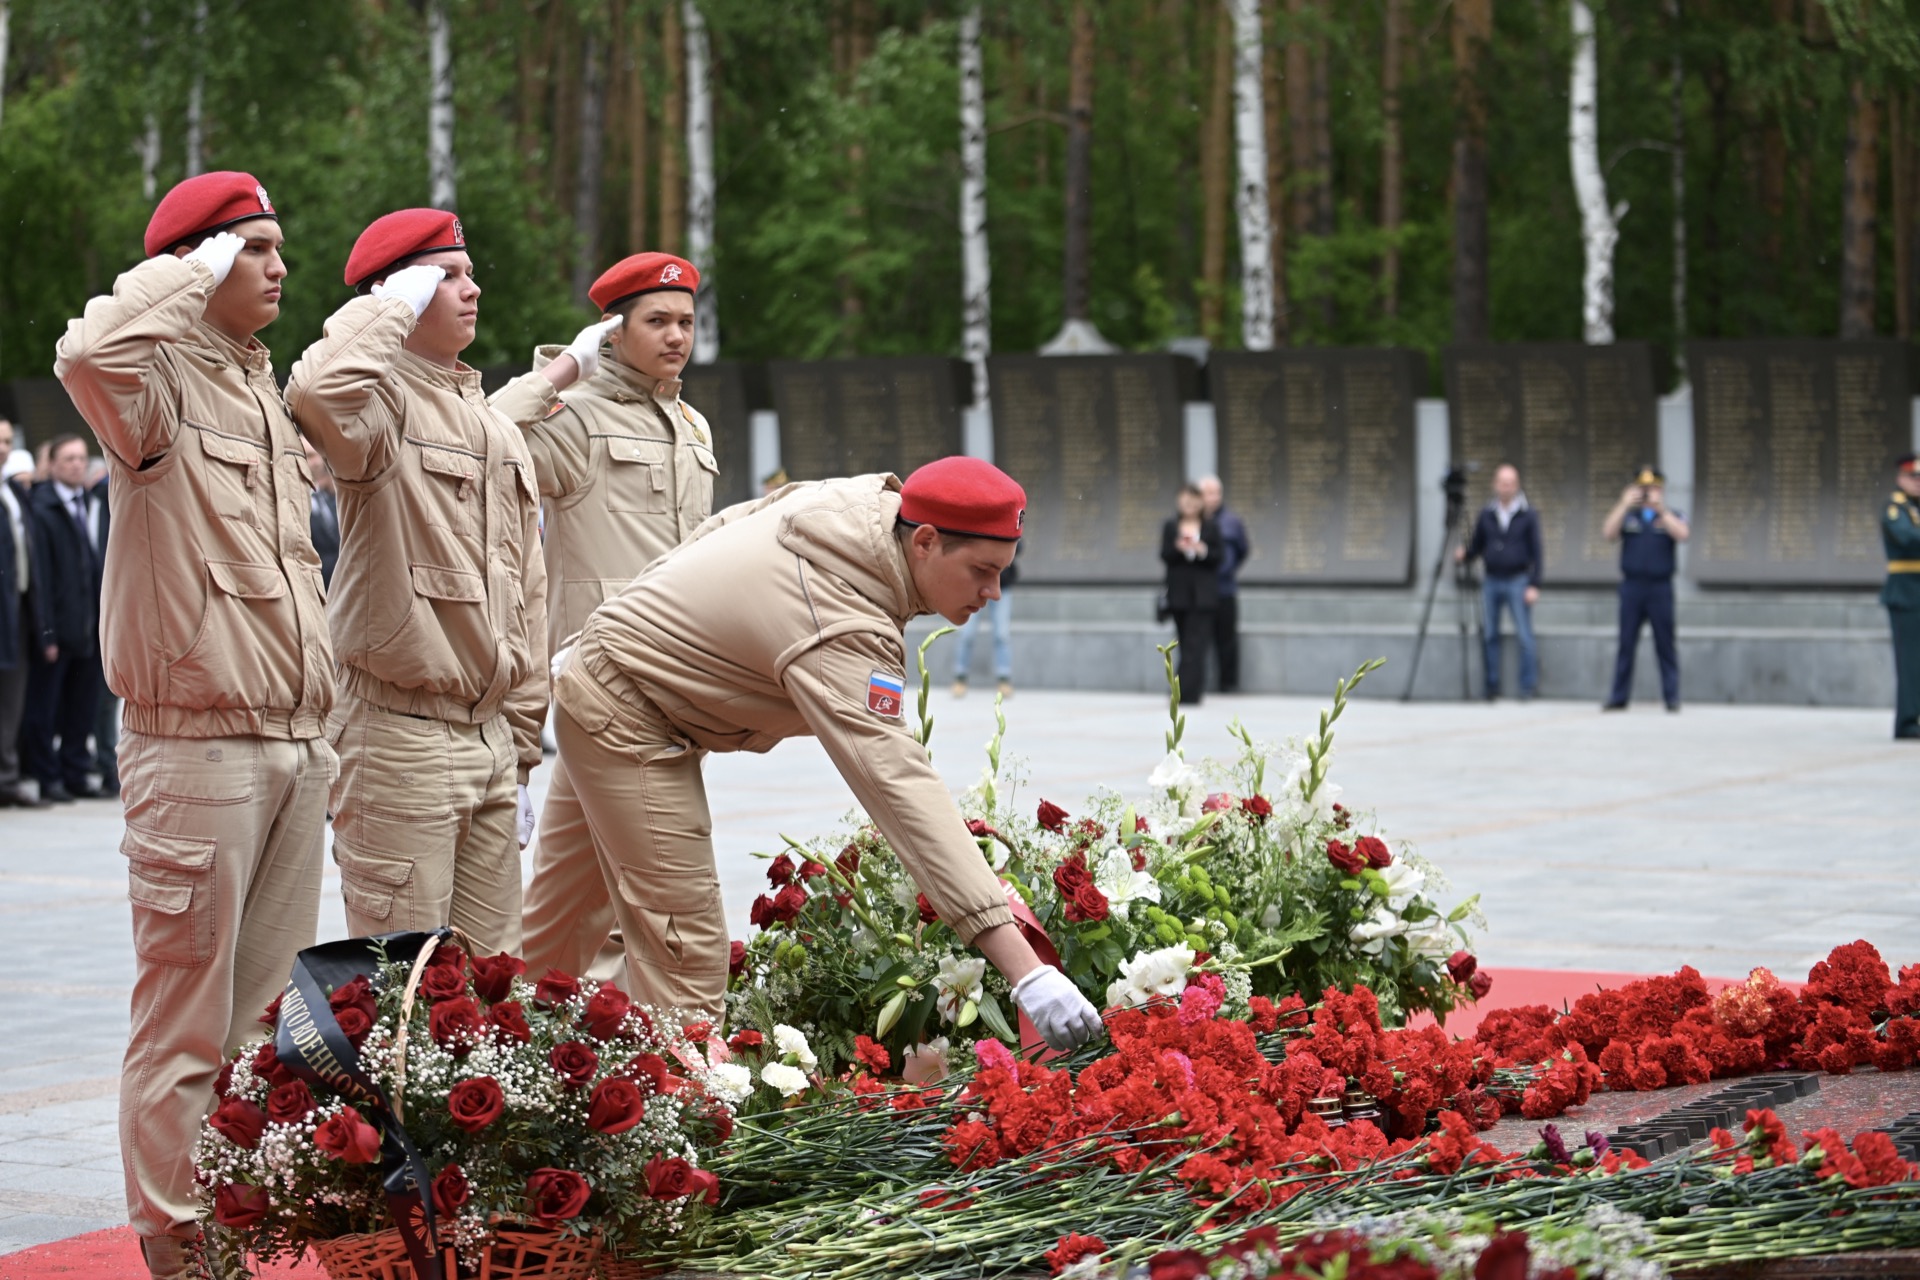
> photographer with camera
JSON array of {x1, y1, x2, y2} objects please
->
[
  {"x1": 1601, "y1": 466, "x2": 1689, "y2": 712},
  {"x1": 1455, "y1": 464, "x2": 1542, "y2": 701}
]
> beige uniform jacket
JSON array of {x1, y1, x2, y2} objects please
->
[
  {"x1": 52, "y1": 255, "x2": 333, "y2": 740},
  {"x1": 285, "y1": 297, "x2": 548, "y2": 781},
  {"x1": 490, "y1": 349, "x2": 718, "y2": 656},
  {"x1": 560, "y1": 474, "x2": 1014, "y2": 944}
]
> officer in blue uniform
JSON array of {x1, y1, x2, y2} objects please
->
[
  {"x1": 1602, "y1": 466, "x2": 1690, "y2": 712},
  {"x1": 1883, "y1": 453, "x2": 1920, "y2": 740}
]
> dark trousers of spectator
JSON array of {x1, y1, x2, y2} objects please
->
[
  {"x1": 1212, "y1": 596, "x2": 1241, "y2": 693},
  {"x1": 1609, "y1": 578, "x2": 1678, "y2": 706},
  {"x1": 1890, "y1": 607, "x2": 1920, "y2": 739},
  {"x1": 22, "y1": 646, "x2": 102, "y2": 792},
  {"x1": 0, "y1": 614, "x2": 27, "y2": 798},
  {"x1": 1173, "y1": 608, "x2": 1215, "y2": 705},
  {"x1": 94, "y1": 682, "x2": 121, "y2": 790}
]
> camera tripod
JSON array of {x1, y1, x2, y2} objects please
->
[{"x1": 1401, "y1": 465, "x2": 1485, "y2": 702}]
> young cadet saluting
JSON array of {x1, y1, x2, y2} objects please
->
[
  {"x1": 536, "y1": 457, "x2": 1105, "y2": 1051},
  {"x1": 55, "y1": 172, "x2": 334, "y2": 1280},
  {"x1": 286, "y1": 209, "x2": 547, "y2": 955},
  {"x1": 488, "y1": 252, "x2": 718, "y2": 981}
]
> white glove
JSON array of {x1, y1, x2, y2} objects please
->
[
  {"x1": 549, "y1": 643, "x2": 574, "y2": 683},
  {"x1": 1012, "y1": 967, "x2": 1103, "y2": 1052},
  {"x1": 371, "y1": 264, "x2": 446, "y2": 319},
  {"x1": 183, "y1": 232, "x2": 245, "y2": 287},
  {"x1": 562, "y1": 315, "x2": 624, "y2": 382},
  {"x1": 517, "y1": 784, "x2": 536, "y2": 849}
]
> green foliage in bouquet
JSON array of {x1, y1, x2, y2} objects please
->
[
  {"x1": 193, "y1": 944, "x2": 733, "y2": 1273},
  {"x1": 724, "y1": 647, "x2": 1484, "y2": 1084}
]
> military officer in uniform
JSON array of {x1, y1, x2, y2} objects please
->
[
  {"x1": 488, "y1": 252, "x2": 718, "y2": 980},
  {"x1": 1602, "y1": 466, "x2": 1689, "y2": 712},
  {"x1": 55, "y1": 172, "x2": 335, "y2": 1280},
  {"x1": 1883, "y1": 453, "x2": 1920, "y2": 740},
  {"x1": 532, "y1": 457, "x2": 1104, "y2": 1050},
  {"x1": 287, "y1": 209, "x2": 548, "y2": 955}
]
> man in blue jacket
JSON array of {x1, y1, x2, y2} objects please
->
[
  {"x1": 1456, "y1": 464, "x2": 1542, "y2": 700},
  {"x1": 1602, "y1": 466, "x2": 1690, "y2": 712}
]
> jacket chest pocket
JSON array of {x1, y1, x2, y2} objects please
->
[
  {"x1": 603, "y1": 436, "x2": 670, "y2": 515},
  {"x1": 687, "y1": 443, "x2": 719, "y2": 522},
  {"x1": 417, "y1": 444, "x2": 483, "y2": 535},
  {"x1": 195, "y1": 427, "x2": 268, "y2": 527}
]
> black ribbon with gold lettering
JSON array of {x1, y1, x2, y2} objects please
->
[{"x1": 275, "y1": 929, "x2": 446, "y2": 1280}]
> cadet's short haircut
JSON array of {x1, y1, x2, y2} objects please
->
[{"x1": 894, "y1": 517, "x2": 1005, "y2": 555}]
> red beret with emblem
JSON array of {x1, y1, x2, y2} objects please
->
[
  {"x1": 590, "y1": 252, "x2": 700, "y2": 311},
  {"x1": 344, "y1": 208, "x2": 467, "y2": 291},
  {"x1": 899, "y1": 457, "x2": 1026, "y2": 542},
  {"x1": 145, "y1": 171, "x2": 278, "y2": 257}
]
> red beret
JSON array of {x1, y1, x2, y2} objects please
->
[
  {"x1": 900, "y1": 457, "x2": 1026, "y2": 542},
  {"x1": 344, "y1": 208, "x2": 467, "y2": 290},
  {"x1": 145, "y1": 171, "x2": 278, "y2": 257},
  {"x1": 1900, "y1": 453, "x2": 1918, "y2": 475},
  {"x1": 590, "y1": 252, "x2": 699, "y2": 311}
]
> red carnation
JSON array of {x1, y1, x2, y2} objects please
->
[
  {"x1": 1240, "y1": 794, "x2": 1273, "y2": 822},
  {"x1": 583, "y1": 983, "x2": 633, "y2": 1040},
  {"x1": 586, "y1": 1077, "x2": 646, "y2": 1134},
  {"x1": 313, "y1": 1105, "x2": 382, "y2": 1164},
  {"x1": 1325, "y1": 839, "x2": 1364, "y2": 874},
  {"x1": 854, "y1": 1035, "x2": 892, "y2": 1074},
  {"x1": 644, "y1": 1155, "x2": 695, "y2": 1200},
  {"x1": 549, "y1": 1042, "x2": 599, "y2": 1088},
  {"x1": 534, "y1": 969, "x2": 582, "y2": 1007},
  {"x1": 447, "y1": 1077, "x2": 505, "y2": 1132},
  {"x1": 210, "y1": 1097, "x2": 267, "y2": 1149},
  {"x1": 526, "y1": 1168, "x2": 591, "y2": 1222},
  {"x1": 767, "y1": 853, "x2": 796, "y2": 885},
  {"x1": 470, "y1": 953, "x2": 526, "y2": 1003},
  {"x1": 430, "y1": 997, "x2": 483, "y2": 1053},
  {"x1": 432, "y1": 1162, "x2": 470, "y2": 1216},
  {"x1": 917, "y1": 893, "x2": 940, "y2": 925},
  {"x1": 1066, "y1": 882, "x2": 1110, "y2": 923},
  {"x1": 1045, "y1": 1234, "x2": 1107, "y2": 1276},
  {"x1": 728, "y1": 1029, "x2": 765, "y2": 1053},
  {"x1": 729, "y1": 940, "x2": 748, "y2": 976},
  {"x1": 265, "y1": 1080, "x2": 316, "y2": 1125},
  {"x1": 214, "y1": 1183, "x2": 271, "y2": 1229},
  {"x1": 488, "y1": 1001, "x2": 533, "y2": 1045},
  {"x1": 1036, "y1": 800, "x2": 1070, "y2": 833},
  {"x1": 418, "y1": 962, "x2": 468, "y2": 1002},
  {"x1": 1356, "y1": 835, "x2": 1392, "y2": 868},
  {"x1": 1147, "y1": 1250, "x2": 1209, "y2": 1280},
  {"x1": 1447, "y1": 950, "x2": 1478, "y2": 982}
]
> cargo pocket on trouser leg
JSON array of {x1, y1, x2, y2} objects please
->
[
  {"x1": 122, "y1": 827, "x2": 218, "y2": 967},
  {"x1": 331, "y1": 811, "x2": 456, "y2": 934},
  {"x1": 614, "y1": 869, "x2": 726, "y2": 1014}
]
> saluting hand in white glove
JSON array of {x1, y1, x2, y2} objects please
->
[
  {"x1": 563, "y1": 315, "x2": 624, "y2": 382},
  {"x1": 517, "y1": 784, "x2": 536, "y2": 849},
  {"x1": 183, "y1": 231, "x2": 246, "y2": 287},
  {"x1": 371, "y1": 264, "x2": 447, "y2": 319},
  {"x1": 550, "y1": 643, "x2": 575, "y2": 683},
  {"x1": 1012, "y1": 967, "x2": 1104, "y2": 1052}
]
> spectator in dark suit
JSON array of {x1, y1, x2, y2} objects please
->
[
  {"x1": 305, "y1": 438, "x2": 340, "y2": 587},
  {"x1": 1456, "y1": 463, "x2": 1544, "y2": 701},
  {"x1": 23, "y1": 434, "x2": 108, "y2": 802},
  {"x1": 1161, "y1": 482, "x2": 1223, "y2": 707},
  {"x1": 84, "y1": 457, "x2": 121, "y2": 795},
  {"x1": 0, "y1": 419, "x2": 43, "y2": 807},
  {"x1": 1197, "y1": 474, "x2": 1250, "y2": 693}
]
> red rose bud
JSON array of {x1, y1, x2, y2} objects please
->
[
  {"x1": 265, "y1": 1080, "x2": 316, "y2": 1124},
  {"x1": 1356, "y1": 835, "x2": 1392, "y2": 868},
  {"x1": 729, "y1": 940, "x2": 748, "y2": 976},
  {"x1": 210, "y1": 1097, "x2": 267, "y2": 1149},
  {"x1": 214, "y1": 1182, "x2": 272, "y2": 1229},
  {"x1": 766, "y1": 853, "x2": 796, "y2": 885},
  {"x1": 327, "y1": 975, "x2": 378, "y2": 1023},
  {"x1": 258, "y1": 992, "x2": 283, "y2": 1027},
  {"x1": 333, "y1": 1004, "x2": 373, "y2": 1047},
  {"x1": 1446, "y1": 950, "x2": 1478, "y2": 983},
  {"x1": 1240, "y1": 794, "x2": 1273, "y2": 822},
  {"x1": 1201, "y1": 792, "x2": 1235, "y2": 814},
  {"x1": 799, "y1": 859, "x2": 827, "y2": 879},
  {"x1": 1052, "y1": 854, "x2": 1092, "y2": 896},
  {"x1": 684, "y1": 1020, "x2": 713, "y2": 1042},
  {"x1": 487, "y1": 1001, "x2": 533, "y2": 1045},
  {"x1": 418, "y1": 962, "x2": 468, "y2": 1002},
  {"x1": 470, "y1": 953, "x2": 527, "y2": 1003},
  {"x1": 214, "y1": 1061, "x2": 235, "y2": 1098},
  {"x1": 1036, "y1": 800, "x2": 1069, "y2": 833},
  {"x1": 549, "y1": 1041, "x2": 599, "y2": 1088},
  {"x1": 749, "y1": 895, "x2": 775, "y2": 929},
  {"x1": 587, "y1": 1077, "x2": 646, "y2": 1134},
  {"x1": 526, "y1": 1168, "x2": 591, "y2": 1222},
  {"x1": 728, "y1": 1029, "x2": 764, "y2": 1053},
  {"x1": 252, "y1": 1041, "x2": 295, "y2": 1090},
  {"x1": 623, "y1": 1052, "x2": 675, "y2": 1095},
  {"x1": 644, "y1": 1155, "x2": 695, "y2": 1200},
  {"x1": 1475, "y1": 1230, "x2": 1531, "y2": 1280},
  {"x1": 535, "y1": 969, "x2": 583, "y2": 1006},
  {"x1": 425, "y1": 943, "x2": 466, "y2": 972},
  {"x1": 429, "y1": 997, "x2": 483, "y2": 1054},
  {"x1": 966, "y1": 818, "x2": 996, "y2": 838},
  {"x1": 1469, "y1": 970, "x2": 1494, "y2": 1000},
  {"x1": 916, "y1": 892, "x2": 940, "y2": 924},
  {"x1": 583, "y1": 983, "x2": 632, "y2": 1040},
  {"x1": 687, "y1": 1167, "x2": 721, "y2": 1205},
  {"x1": 313, "y1": 1105, "x2": 382, "y2": 1163},
  {"x1": 1325, "y1": 839, "x2": 1364, "y2": 874},
  {"x1": 1067, "y1": 882, "x2": 1111, "y2": 923},
  {"x1": 432, "y1": 1162, "x2": 470, "y2": 1216},
  {"x1": 836, "y1": 842, "x2": 862, "y2": 878},
  {"x1": 446, "y1": 1077, "x2": 506, "y2": 1132},
  {"x1": 770, "y1": 882, "x2": 807, "y2": 922}
]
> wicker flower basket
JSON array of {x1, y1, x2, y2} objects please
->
[{"x1": 313, "y1": 1223, "x2": 598, "y2": 1280}]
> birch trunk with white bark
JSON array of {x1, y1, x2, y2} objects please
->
[
  {"x1": 428, "y1": 0, "x2": 456, "y2": 210},
  {"x1": 1229, "y1": 0, "x2": 1273, "y2": 350},
  {"x1": 684, "y1": 1, "x2": 717, "y2": 363},
  {"x1": 184, "y1": 0, "x2": 207, "y2": 176},
  {"x1": 0, "y1": 0, "x2": 10, "y2": 136},
  {"x1": 1570, "y1": 0, "x2": 1624, "y2": 344},
  {"x1": 138, "y1": 7, "x2": 160, "y2": 203},
  {"x1": 958, "y1": 5, "x2": 990, "y2": 406}
]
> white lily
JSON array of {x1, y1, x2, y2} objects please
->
[
  {"x1": 1377, "y1": 861, "x2": 1425, "y2": 908},
  {"x1": 1349, "y1": 904, "x2": 1409, "y2": 953},
  {"x1": 1092, "y1": 846, "x2": 1160, "y2": 920},
  {"x1": 934, "y1": 954, "x2": 986, "y2": 1024}
]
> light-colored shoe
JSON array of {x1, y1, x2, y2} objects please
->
[
  {"x1": 950, "y1": 679, "x2": 968, "y2": 699},
  {"x1": 996, "y1": 679, "x2": 1014, "y2": 699}
]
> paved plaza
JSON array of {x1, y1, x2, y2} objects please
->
[{"x1": 2, "y1": 687, "x2": 1916, "y2": 1253}]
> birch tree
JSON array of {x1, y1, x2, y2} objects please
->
[
  {"x1": 184, "y1": 0, "x2": 207, "y2": 176},
  {"x1": 1199, "y1": 7, "x2": 1232, "y2": 342},
  {"x1": 1039, "y1": 0, "x2": 1113, "y2": 354},
  {"x1": 684, "y1": 0, "x2": 717, "y2": 363},
  {"x1": 958, "y1": 4, "x2": 990, "y2": 407},
  {"x1": 427, "y1": 0, "x2": 456, "y2": 209},
  {"x1": 0, "y1": 0, "x2": 10, "y2": 135},
  {"x1": 1569, "y1": 0, "x2": 1624, "y2": 344},
  {"x1": 138, "y1": 6, "x2": 160, "y2": 202},
  {"x1": 1230, "y1": 0, "x2": 1273, "y2": 350}
]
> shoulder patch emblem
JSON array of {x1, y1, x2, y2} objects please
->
[
  {"x1": 546, "y1": 401, "x2": 567, "y2": 418},
  {"x1": 866, "y1": 670, "x2": 905, "y2": 718}
]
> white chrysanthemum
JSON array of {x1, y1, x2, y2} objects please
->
[
  {"x1": 771, "y1": 1024, "x2": 818, "y2": 1069},
  {"x1": 760, "y1": 1062, "x2": 810, "y2": 1097},
  {"x1": 1092, "y1": 846, "x2": 1160, "y2": 919},
  {"x1": 934, "y1": 954, "x2": 986, "y2": 1024},
  {"x1": 706, "y1": 1063, "x2": 753, "y2": 1103}
]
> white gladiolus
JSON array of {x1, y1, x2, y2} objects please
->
[
  {"x1": 1093, "y1": 846, "x2": 1160, "y2": 919},
  {"x1": 772, "y1": 1024, "x2": 818, "y2": 1069},
  {"x1": 934, "y1": 954, "x2": 986, "y2": 1024},
  {"x1": 1147, "y1": 752, "x2": 1202, "y2": 814},
  {"x1": 707, "y1": 1062, "x2": 753, "y2": 1103},
  {"x1": 760, "y1": 1062, "x2": 810, "y2": 1097}
]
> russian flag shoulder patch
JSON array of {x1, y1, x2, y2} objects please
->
[{"x1": 866, "y1": 670, "x2": 906, "y2": 718}]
